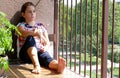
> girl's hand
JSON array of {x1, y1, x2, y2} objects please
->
[
  {"x1": 33, "y1": 28, "x2": 40, "y2": 37},
  {"x1": 41, "y1": 39, "x2": 47, "y2": 46},
  {"x1": 40, "y1": 48, "x2": 44, "y2": 53}
]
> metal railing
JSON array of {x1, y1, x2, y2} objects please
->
[{"x1": 55, "y1": 0, "x2": 120, "y2": 78}]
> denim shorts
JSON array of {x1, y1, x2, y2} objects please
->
[
  {"x1": 19, "y1": 36, "x2": 53, "y2": 67},
  {"x1": 38, "y1": 51, "x2": 53, "y2": 67}
]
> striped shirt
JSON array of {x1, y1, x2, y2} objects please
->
[{"x1": 17, "y1": 22, "x2": 47, "y2": 49}]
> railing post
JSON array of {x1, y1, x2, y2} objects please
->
[
  {"x1": 54, "y1": 0, "x2": 59, "y2": 60},
  {"x1": 101, "y1": 0, "x2": 109, "y2": 78}
]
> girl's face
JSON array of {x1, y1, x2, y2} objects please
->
[{"x1": 22, "y1": 5, "x2": 36, "y2": 22}]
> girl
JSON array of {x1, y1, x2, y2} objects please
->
[{"x1": 17, "y1": 2, "x2": 66, "y2": 74}]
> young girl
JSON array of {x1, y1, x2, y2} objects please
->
[{"x1": 17, "y1": 2, "x2": 66, "y2": 74}]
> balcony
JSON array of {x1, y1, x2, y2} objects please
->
[
  {"x1": 5, "y1": 60, "x2": 82, "y2": 78},
  {"x1": 1, "y1": 0, "x2": 120, "y2": 78},
  {"x1": 57, "y1": 0, "x2": 120, "y2": 78}
]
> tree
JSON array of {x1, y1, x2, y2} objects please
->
[
  {"x1": 59, "y1": 0, "x2": 120, "y2": 55},
  {"x1": 108, "y1": 1, "x2": 120, "y2": 43}
]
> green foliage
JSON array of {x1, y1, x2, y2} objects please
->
[
  {"x1": 0, "y1": 12, "x2": 16, "y2": 55},
  {"x1": 59, "y1": 0, "x2": 120, "y2": 57},
  {"x1": 113, "y1": 67, "x2": 119, "y2": 77},
  {"x1": 59, "y1": 0, "x2": 103, "y2": 56},
  {"x1": 0, "y1": 11, "x2": 18, "y2": 71},
  {"x1": 59, "y1": 1, "x2": 120, "y2": 77},
  {"x1": 108, "y1": 1, "x2": 120, "y2": 43},
  {"x1": 108, "y1": 44, "x2": 120, "y2": 63},
  {"x1": 0, "y1": 56, "x2": 9, "y2": 71},
  {"x1": 108, "y1": 51, "x2": 119, "y2": 63}
]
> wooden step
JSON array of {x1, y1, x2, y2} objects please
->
[{"x1": 4, "y1": 64, "x2": 82, "y2": 78}]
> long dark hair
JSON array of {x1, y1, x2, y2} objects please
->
[{"x1": 20, "y1": 2, "x2": 35, "y2": 22}]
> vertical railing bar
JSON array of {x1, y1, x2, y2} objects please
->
[
  {"x1": 101, "y1": 0, "x2": 109, "y2": 78},
  {"x1": 96, "y1": 0, "x2": 100, "y2": 78},
  {"x1": 70, "y1": 0, "x2": 73, "y2": 70},
  {"x1": 65, "y1": 0, "x2": 68, "y2": 67},
  {"x1": 119, "y1": 52, "x2": 120, "y2": 78},
  {"x1": 90, "y1": 0, "x2": 93, "y2": 78},
  {"x1": 111, "y1": 0, "x2": 115, "y2": 78},
  {"x1": 79, "y1": 0, "x2": 82, "y2": 74},
  {"x1": 74, "y1": 0, "x2": 77, "y2": 72},
  {"x1": 62, "y1": 0, "x2": 64, "y2": 58},
  {"x1": 54, "y1": 0, "x2": 59, "y2": 60},
  {"x1": 58, "y1": 0, "x2": 61, "y2": 57},
  {"x1": 84, "y1": 0, "x2": 88, "y2": 77}
]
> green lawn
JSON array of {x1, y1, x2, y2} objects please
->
[
  {"x1": 65, "y1": 52, "x2": 119, "y2": 78},
  {"x1": 113, "y1": 67, "x2": 119, "y2": 77}
]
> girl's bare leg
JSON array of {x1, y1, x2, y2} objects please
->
[
  {"x1": 27, "y1": 47, "x2": 40, "y2": 74},
  {"x1": 48, "y1": 57, "x2": 66, "y2": 74}
]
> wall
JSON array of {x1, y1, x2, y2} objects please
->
[
  {"x1": 0, "y1": 0, "x2": 54, "y2": 58},
  {"x1": 0, "y1": 0, "x2": 54, "y2": 33}
]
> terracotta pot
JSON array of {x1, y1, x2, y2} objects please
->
[{"x1": 0, "y1": 68, "x2": 4, "y2": 77}]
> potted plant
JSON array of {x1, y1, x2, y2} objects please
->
[{"x1": 0, "y1": 11, "x2": 18, "y2": 77}]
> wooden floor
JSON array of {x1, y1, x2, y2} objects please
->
[{"x1": 3, "y1": 60, "x2": 84, "y2": 78}]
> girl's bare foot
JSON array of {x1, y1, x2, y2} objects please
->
[
  {"x1": 32, "y1": 65, "x2": 40, "y2": 74},
  {"x1": 57, "y1": 57, "x2": 66, "y2": 74}
]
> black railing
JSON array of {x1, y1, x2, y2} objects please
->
[{"x1": 56, "y1": 0, "x2": 120, "y2": 78}]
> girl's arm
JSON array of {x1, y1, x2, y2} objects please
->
[
  {"x1": 17, "y1": 26, "x2": 39, "y2": 37},
  {"x1": 41, "y1": 31, "x2": 50, "y2": 51}
]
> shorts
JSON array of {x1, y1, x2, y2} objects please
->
[
  {"x1": 38, "y1": 51, "x2": 53, "y2": 67},
  {"x1": 19, "y1": 36, "x2": 53, "y2": 67}
]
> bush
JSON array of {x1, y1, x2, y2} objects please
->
[{"x1": 108, "y1": 51, "x2": 119, "y2": 63}]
